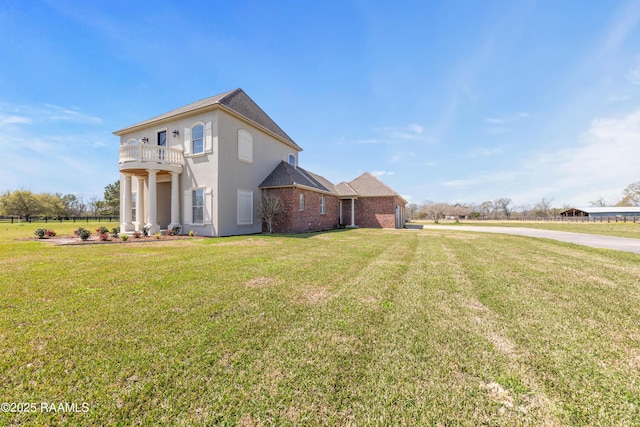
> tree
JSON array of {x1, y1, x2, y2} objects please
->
[
  {"x1": 100, "y1": 180, "x2": 120, "y2": 216},
  {"x1": 494, "y1": 198, "x2": 513, "y2": 219},
  {"x1": 61, "y1": 194, "x2": 86, "y2": 216},
  {"x1": 478, "y1": 201, "x2": 494, "y2": 219},
  {"x1": 589, "y1": 197, "x2": 607, "y2": 207},
  {"x1": 406, "y1": 203, "x2": 419, "y2": 220},
  {"x1": 38, "y1": 193, "x2": 65, "y2": 217},
  {"x1": 420, "y1": 202, "x2": 451, "y2": 223},
  {"x1": 617, "y1": 181, "x2": 640, "y2": 206},
  {"x1": 257, "y1": 191, "x2": 285, "y2": 233},
  {"x1": 533, "y1": 197, "x2": 553, "y2": 218},
  {"x1": 0, "y1": 190, "x2": 42, "y2": 219}
]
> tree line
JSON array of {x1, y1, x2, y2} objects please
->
[
  {"x1": 0, "y1": 181, "x2": 120, "y2": 220},
  {"x1": 409, "y1": 180, "x2": 640, "y2": 222}
]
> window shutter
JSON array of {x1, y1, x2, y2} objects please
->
[
  {"x1": 238, "y1": 130, "x2": 253, "y2": 163},
  {"x1": 204, "y1": 121, "x2": 212, "y2": 153},
  {"x1": 204, "y1": 190, "x2": 212, "y2": 224},
  {"x1": 237, "y1": 190, "x2": 253, "y2": 225},
  {"x1": 183, "y1": 190, "x2": 192, "y2": 224},
  {"x1": 184, "y1": 127, "x2": 191, "y2": 155}
]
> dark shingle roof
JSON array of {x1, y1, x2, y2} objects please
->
[
  {"x1": 259, "y1": 161, "x2": 335, "y2": 194},
  {"x1": 114, "y1": 88, "x2": 301, "y2": 150}
]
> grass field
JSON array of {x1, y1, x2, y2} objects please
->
[{"x1": 1, "y1": 223, "x2": 640, "y2": 425}]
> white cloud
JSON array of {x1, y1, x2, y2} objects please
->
[
  {"x1": 0, "y1": 114, "x2": 32, "y2": 125},
  {"x1": 371, "y1": 170, "x2": 394, "y2": 177},
  {"x1": 628, "y1": 56, "x2": 640, "y2": 85}
]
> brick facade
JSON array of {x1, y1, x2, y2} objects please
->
[
  {"x1": 348, "y1": 196, "x2": 404, "y2": 228},
  {"x1": 262, "y1": 188, "x2": 339, "y2": 233}
]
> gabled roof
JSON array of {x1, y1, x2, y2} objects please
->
[
  {"x1": 341, "y1": 172, "x2": 406, "y2": 201},
  {"x1": 259, "y1": 161, "x2": 335, "y2": 194},
  {"x1": 114, "y1": 88, "x2": 301, "y2": 150},
  {"x1": 334, "y1": 182, "x2": 358, "y2": 197}
]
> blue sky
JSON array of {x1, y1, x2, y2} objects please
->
[{"x1": 1, "y1": 0, "x2": 640, "y2": 209}]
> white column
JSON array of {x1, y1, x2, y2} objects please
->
[
  {"x1": 120, "y1": 173, "x2": 134, "y2": 232},
  {"x1": 146, "y1": 169, "x2": 160, "y2": 233},
  {"x1": 339, "y1": 201, "x2": 342, "y2": 225},
  {"x1": 350, "y1": 198, "x2": 355, "y2": 227},
  {"x1": 168, "y1": 171, "x2": 181, "y2": 232},
  {"x1": 135, "y1": 176, "x2": 145, "y2": 231}
]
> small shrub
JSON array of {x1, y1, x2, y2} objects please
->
[
  {"x1": 76, "y1": 227, "x2": 91, "y2": 241},
  {"x1": 143, "y1": 225, "x2": 151, "y2": 237},
  {"x1": 96, "y1": 226, "x2": 109, "y2": 235},
  {"x1": 188, "y1": 230, "x2": 196, "y2": 237},
  {"x1": 111, "y1": 227, "x2": 120, "y2": 237},
  {"x1": 155, "y1": 232, "x2": 162, "y2": 239},
  {"x1": 133, "y1": 231, "x2": 142, "y2": 238},
  {"x1": 34, "y1": 228, "x2": 47, "y2": 239},
  {"x1": 45, "y1": 229, "x2": 56, "y2": 237},
  {"x1": 166, "y1": 229, "x2": 174, "y2": 236},
  {"x1": 172, "y1": 226, "x2": 181, "y2": 235},
  {"x1": 99, "y1": 232, "x2": 110, "y2": 241},
  {"x1": 121, "y1": 234, "x2": 129, "y2": 241}
]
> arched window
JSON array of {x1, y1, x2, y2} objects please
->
[
  {"x1": 192, "y1": 124, "x2": 204, "y2": 154},
  {"x1": 288, "y1": 153, "x2": 296, "y2": 166}
]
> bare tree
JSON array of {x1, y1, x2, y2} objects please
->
[
  {"x1": 617, "y1": 181, "x2": 640, "y2": 206},
  {"x1": 534, "y1": 197, "x2": 554, "y2": 217},
  {"x1": 257, "y1": 191, "x2": 286, "y2": 233},
  {"x1": 420, "y1": 202, "x2": 451, "y2": 223},
  {"x1": 494, "y1": 198, "x2": 513, "y2": 219},
  {"x1": 476, "y1": 201, "x2": 493, "y2": 219},
  {"x1": 589, "y1": 197, "x2": 607, "y2": 207}
]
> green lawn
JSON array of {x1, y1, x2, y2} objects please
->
[
  {"x1": 1, "y1": 224, "x2": 640, "y2": 425},
  {"x1": 415, "y1": 219, "x2": 640, "y2": 239}
]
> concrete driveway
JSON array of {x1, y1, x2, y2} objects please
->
[{"x1": 420, "y1": 225, "x2": 640, "y2": 254}]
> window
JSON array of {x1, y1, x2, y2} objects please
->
[
  {"x1": 192, "y1": 189, "x2": 204, "y2": 224},
  {"x1": 192, "y1": 124, "x2": 204, "y2": 154},
  {"x1": 183, "y1": 121, "x2": 211, "y2": 156},
  {"x1": 320, "y1": 196, "x2": 325, "y2": 215},
  {"x1": 288, "y1": 153, "x2": 296, "y2": 166},
  {"x1": 132, "y1": 193, "x2": 137, "y2": 220},
  {"x1": 238, "y1": 130, "x2": 253, "y2": 163},
  {"x1": 299, "y1": 193, "x2": 305, "y2": 211},
  {"x1": 237, "y1": 189, "x2": 253, "y2": 225}
]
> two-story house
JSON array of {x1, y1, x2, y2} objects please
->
[{"x1": 115, "y1": 89, "x2": 406, "y2": 236}]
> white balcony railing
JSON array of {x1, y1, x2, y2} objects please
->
[{"x1": 119, "y1": 143, "x2": 184, "y2": 167}]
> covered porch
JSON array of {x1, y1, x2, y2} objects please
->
[{"x1": 119, "y1": 143, "x2": 184, "y2": 234}]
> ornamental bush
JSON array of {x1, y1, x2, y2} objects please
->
[{"x1": 76, "y1": 227, "x2": 91, "y2": 241}]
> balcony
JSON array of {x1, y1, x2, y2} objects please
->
[{"x1": 119, "y1": 143, "x2": 184, "y2": 173}]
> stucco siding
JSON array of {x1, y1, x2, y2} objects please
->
[{"x1": 216, "y1": 111, "x2": 299, "y2": 236}]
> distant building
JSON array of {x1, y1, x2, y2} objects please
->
[{"x1": 560, "y1": 207, "x2": 640, "y2": 217}]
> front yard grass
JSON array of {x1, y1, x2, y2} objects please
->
[{"x1": 1, "y1": 226, "x2": 639, "y2": 425}]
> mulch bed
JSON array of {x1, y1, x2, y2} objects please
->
[{"x1": 20, "y1": 234, "x2": 202, "y2": 246}]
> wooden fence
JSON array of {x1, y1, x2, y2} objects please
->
[
  {"x1": 0, "y1": 216, "x2": 119, "y2": 224},
  {"x1": 470, "y1": 216, "x2": 639, "y2": 223}
]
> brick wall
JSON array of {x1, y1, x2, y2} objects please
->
[
  {"x1": 261, "y1": 188, "x2": 339, "y2": 233},
  {"x1": 342, "y1": 196, "x2": 406, "y2": 229}
]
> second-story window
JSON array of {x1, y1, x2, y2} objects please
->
[{"x1": 192, "y1": 124, "x2": 204, "y2": 154}]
